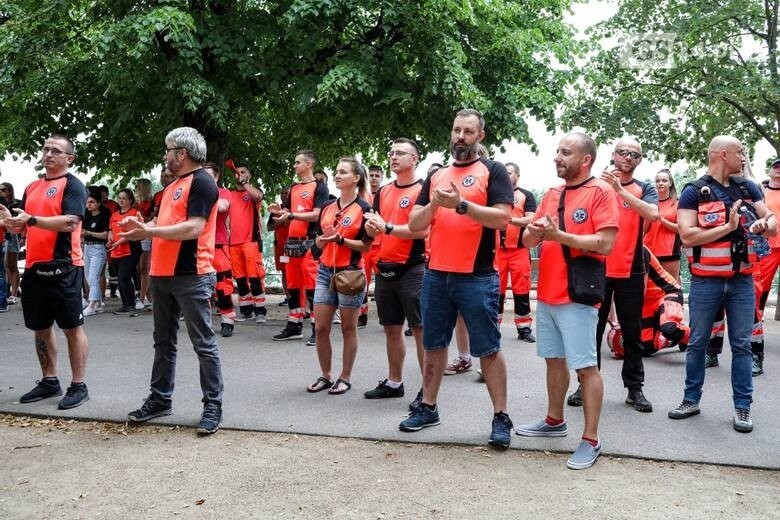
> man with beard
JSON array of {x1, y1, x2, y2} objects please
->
[
  {"x1": 516, "y1": 132, "x2": 618, "y2": 469},
  {"x1": 124, "y1": 127, "x2": 223, "y2": 435},
  {"x1": 569, "y1": 138, "x2": 659, "y2": 413},
  {"x1": 401, "y1": 109, "x2": 515, "y2": 449}
]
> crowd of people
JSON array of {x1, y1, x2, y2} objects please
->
[{"x1": 1, "y1": 112, "x2": 779, "y2": 470}]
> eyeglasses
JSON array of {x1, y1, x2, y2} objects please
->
[
  {"x1": 387, "y1": 150, "x2": 414, "y2": 158},
  {"x1": 616, "y1": 149, "x2": 642, "y2": 160},
  {"x1": 42, "y1": 146, "x2": 73, "y2": 156},
  {"x1": 164, "y1": 147, "x2": 184, "y2": 154}
]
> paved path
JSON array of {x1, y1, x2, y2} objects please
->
[{"x1": 0, "y1": 296, "x2": 777, "y2": 469}]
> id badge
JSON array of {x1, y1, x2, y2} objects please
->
[{"x1": 280, "y1": 255, "x2": 290, "y2": 264}]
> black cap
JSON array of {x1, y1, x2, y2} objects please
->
[{"x1": 772, "y1": 157, "x2": 780, "y2": 167}]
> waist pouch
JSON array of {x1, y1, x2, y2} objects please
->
[
  {"x1": 284, "y1": 238, "x2": 314, "y2": 258},
  {"x1": 566, "y1": 256, "x2": 605, "y2": 306},
  {"x1": 376, "y1": 261, "x2": 408, "y2": 281},
  {"x1": 328, "y1": 267, "x2": 366, "y2": 296},
  {"x1": 30, "y1": 260, "x2": 76, "y2": 280}
]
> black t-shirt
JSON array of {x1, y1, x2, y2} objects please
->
[{"x1": 83, "y1": 207, "x2": 111, "y2": 243}]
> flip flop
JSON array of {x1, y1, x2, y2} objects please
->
[
  {"x1": 306, "y1": 376, "x2": 333, "y2": 393},
  {"x1": 328, "y1": 378, "x2": 352, "y2": 395}
]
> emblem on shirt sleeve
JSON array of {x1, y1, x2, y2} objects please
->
[
  {"x1": 173, "y1": 188, "x2": 183, "y2": 200},
  {"x1": 46, "y1": 187, "x2": 58, "y2": 197},
  {"x1": 514, "y1": 194, "x2": 521, "y2": 204},
  {"x1": 462, "y1": 175, "x2": 476, "y2": 187},
  {"x1": 704, "y1": 213, "x2": 719, "y2": 223},
  {"x1": 622, "y1": 200, "x2": 632, "y2": 209},
  {"x1": 399, "y1": 197, "x2": 411, "y2": 208},
  {"x1": 572, "y1": 208, "x2": 588, "y2": 223},
  {"x1": 243, "y1": 194, "x2": 250, "y2": 202}
]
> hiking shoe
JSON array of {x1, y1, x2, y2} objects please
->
[
  {"x1": 273, "y1": 326, "x2": 303, "y2": 341},
  {"x1": 567, "y1": 440, "x2": 602, "y2": 470},
  {"x1": 357, "y1": 313, "x2": 368, "y2": 329},
  {"x1": 752, "y1": 355, "x2": 764, "y2": 376},
  {"x1": 668, "y1": 400, "x2": 700, "y2": 420},
  {"x1": 488, "y1": 413, "x2": 513, "y2": 449},
  {"x1": 127, "y1": 398, "x2": 173, "y2": 422},
  {"x1": 58, "y1": 383, "x2": 89, "y2": 409},
  {"x1": 514, "y1": 418, "x2": 568, "y2": 437},
  {"x1": 364, "y1": 379, "x2": 405, "y2": 399},
  {"x1": 113, "y1": 306, "x2": 133, "y2": 315},
  {"x1": 408, "y1": 389, "x2": 423, "y2": 411},
  {"x1": 705, "y1": 354, "x2": 719, "y2": 368},
  {"x1": 255, "y1": 313, "x2": 268, "y2": 324},
  {"x1": 197, "y1": 402, "x2": 222, "y2": 435},
  {"x1": 625, "y1": 388, "x2": 653, "y2": 413},
  {"x1": 517, "y1": 327, "x2": 536, "y2": 343},
  {"x1": 404, "y1": 328, "x2": 413, "y2": 337},
  {"x1": 19, "y1": 378, "x2": 62, "y2": 403},
  {"x1": 444, "y1": 357, "x2": 472, "y2": 375},
  {"x1": 399, "y1": 405, "x2": 440, "y2": 432},
  {"x1": 733, "y1": 408, "x2": 753, "y2": 433},
  {"x1": 306, "y1": 332, "x2": 316, "y2": 346},
  {"x1": 567, "y1": 386, "x2": 583, "y2": 407},
  {"x1": 220, "y1": 323, "x2": 234, "y2": 338}
]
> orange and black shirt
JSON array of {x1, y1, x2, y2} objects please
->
[
  {"x1": 152, "y1": 189, "x2": 165, "y2": 218},
  {"x1": 228, "y1": 189, "x2": 261, "y2": 245},
  {"x1": 643, "y1": 197, "x2": 680, "y2": 260},
  {"x1": 535, "y1": 177, "x2": 620, "y2": 305},
  {"x1": 317, "y1": 197, "x2": 373, "y2": 269},
  {"x1": 500, "y1": 187, "x2": 537, "y2": 249},
  {"x1": 21, "y1": 173, "x2": 87, "y2": 267},
  {"x1": 416, "y1": 158, "x2": 514, "y2": 274},
  {"x1": 373, "y1": 180, "x2": 425, "y2": 264},
  {"x1": 606, "y1": 179, "x2": 658, "y2": 278},
  {"x1": 109, "y1": 208, "x2": 142, "y2": 259},
  {"x1": 150, "y1": 168, "x2": 218, "y2": 276},
  {"x1": 215, "y1": 187, "x2": 230, "y2": 247},
  {"x1": 283, "y1": 180, "x2": 330, "y2": 238}
]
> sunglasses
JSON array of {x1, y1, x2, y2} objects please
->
[{"x1": 616, "y1": 149, "x2": 642, "y2": 160}]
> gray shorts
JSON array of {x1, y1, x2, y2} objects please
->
[{"x1": 375, "y1": 263, "x2": 423, "y2": 327}]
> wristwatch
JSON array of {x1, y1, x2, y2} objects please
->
[
  {"x1": 455, "y1": 200, "x2": 469, "y2": 215},
  {"x1": 27, "y1": 216, "x2": 38, "y2": 227},
  {"x1": 385, "y1": 223, "x2": 394, "y2": 235},
  {"x1": 288, "y1": 213, "x2": 295, "y2": 221}
]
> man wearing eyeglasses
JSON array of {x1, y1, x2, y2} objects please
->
[
  {"x1": 362, "y1": 139, "x2": 427, "y2": 407},
  {"x1": 0, "y1": 134, "x2": 90, "y2": 409},
  {"x1": 403, "y1": 109, "x2": 516, "y2": 448},
  {"x1": 571, "y1": 138, "x2": 659, "y2": 413}
]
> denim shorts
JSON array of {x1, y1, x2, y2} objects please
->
[
  {"x1": 313, "y1": 264, "x2": 366, "y2": 308},
  {"x1": 536, "y1": 301, "x2": 598, "y2": 370},
  {"x1": 420, "y1": 268, "x2": 501, "y2": 358},
  {"x1": 140, "y1": 238, "x2": 152, "y2": 252},
  {"x1": 2, "y1": 234, "x2": 20, "y2": 254}
]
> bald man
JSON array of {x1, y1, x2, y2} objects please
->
[
  {"x1": 669, "y1": 136, "x2": 775, "y2": 433},
  {"x1": 569, "y1": 138, "x2": 659, "y2": 413}
]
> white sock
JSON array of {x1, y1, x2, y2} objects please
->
[{"x1": 385, "y1": 379, "x2": 402, "y2": 389}]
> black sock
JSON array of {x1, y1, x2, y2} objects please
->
[{"x1": 421, "y1": 402, "x2": 436, "y2": 411}]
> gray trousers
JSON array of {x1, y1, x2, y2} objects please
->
[{"x1": 149, "y1": 274, "x2": 223, "y2": 406}]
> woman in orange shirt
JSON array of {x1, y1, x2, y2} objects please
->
[
  {"x1": 644, "y1": 169, "x2": 681, "y2": 281},
  {"x1": 107, "y1": 189, "x2": 143, "y2": 315},
  {"x1": 306, "y1": 157, "x2": 373, "y2": 395},
  {"x1": 134, "y1": 178, "x2": 154, "y2": 309}
]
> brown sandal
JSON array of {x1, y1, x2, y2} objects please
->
[
  {"x1": 328, "y1": 378, "x2": 352, "y2": 395},
  {"x1": 307, "y1": 376, "x2": 333, "y2": 393}
]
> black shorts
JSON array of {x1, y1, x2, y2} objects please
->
[
  {"x1": 21, "y1": 262, "x2": 84, "y2": 331},
  {"x1": 375, "y1": 263, "x2": 423, "y2": 327}
]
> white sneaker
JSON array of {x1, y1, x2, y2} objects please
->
[
  {"x1": 255, "y1": 314, "x2": 267, "y2": 324},
  {"x1": 82, "y1": 299, "x2": 90, "y2": 310},
  {"x1": 142, "y1": 299, "x2": 152, "y2": 309},
  {"x1": 332, "y1": 310, "x2": 341, "y2": 324},
  {"x1": 83, "y1": 307, "x2": 98, "y2": 317},
  {"x1": 135, "y1": 300, "x2": 145, "y2": 310}
]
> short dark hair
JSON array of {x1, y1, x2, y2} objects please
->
[
  {"x1": 570, "y1": 132, "x2": 597, "y2": 167},
  {"x1": 98, "y1": 185, "x2": 109, "y2": 196},
  {"x1": 48, "y1": 133, "x2": 75, "y2": 154},
  {"x1": 368, "y1": 165, "x2": 383, "y2": 173},
  {"x1": 392, "y1": 137, "x2": 420, "y2": 156},
  {"x1": 505, "y1": 162, "x2": 520, "y2": 175},
  {"x1": 314, "y1": 169, "x2": 328, "y2": 181},
  {"x1": 455, "y1": 108, "x2": 485, "y2": 130},
  {"x1": 203, "y1": 162, "x2": 221, "y2": 176},
  {"x1": 296, "y1": 149, "x2": 317, "y2": 164}
]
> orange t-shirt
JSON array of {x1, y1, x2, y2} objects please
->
[
  {"x1": 109, "y1": 208, "x2": 142, "y2": 259},
  {"x1": 500, "y1": 187, "x2": 537, "y2": 249},
  {"x1": 374, "y1": 180, "x2": 425, "y2": 264},
  {"x1": 605, "y1": 179, "x2": 658, "y2": 278},
  {"x1": 318, "y1": 198, "x2": 372, "y2": 269},
  {"x1": 285, "y1": 180, "x2": 330, "y2": 238},
  {"x1": 643, "y1": 197, "x2": 680, "y2": 259},
  {"x1": 228, "y1": 189, "x2": 260, "y2": 245},
  {"x1": 535, "y1": 178, "x2": 620, "y2": 305}
]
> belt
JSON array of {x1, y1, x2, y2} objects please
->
[{"x1": 84, "y1": 240, "x2": 106, "y2": 245}]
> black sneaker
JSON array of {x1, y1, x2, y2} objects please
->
[
  {"x1": 127, "y1": 398, "x2": 173, "y2": 422},
  {"x1": 517, "y1": 327, "x2": 536, "y2": 343},
  {"x1": 220, "y1": 323, "x2": 234, "y2": 338},
  {"x1": 488, "y1": 412, "x2": 513, "y2": 449},
  {"x1": 404, "y1": 328, "x2": 413, "y2": 337},
  {"x1": 752, "y1": 354, "x2": 764, "y2": 376},
  {"x1": 306, "y1": 332, "x2": 316, "y2": 346},
  {"x1": 408, "y1": 389, "x2": 423, "y2": 411},
  {"x1": 364, "y1": 379, "x2": 405, "y2": 399},
  {"x1": 705, "y1": 354, "x2": 719, "y2": 368},
  {"x1": 567, "y1": 386, "x2": 583, "y2": 407},
  {"x1": 198, "y1": 402, "x2": 222, "y2": 435},
  {"x1": 278, "y1": 297, "x2": 289, "y2": 307},
  {"x1": 273, "y1": 325, "x2": 303, "y2": 341},
  {"x1": 19, "y1": 378, "x2": 62, "y2": 403},
  {"x1": 113, "y1": 306, "x2": 133, "y2": 315},
  {"x1": 626, "y1": 388, "x2": 653, "y2": 413},
  {"x1": 357, "y1": 314, "x2": 368, "y2": 329},
  {"x1": 58, "y1": 383, "x2": 89, "y2": 409}
]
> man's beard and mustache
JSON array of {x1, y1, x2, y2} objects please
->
[{"x1": 450, "y1": 140, "x2": 479, "y2": 161}]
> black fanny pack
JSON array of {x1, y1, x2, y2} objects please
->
[
  {"x1": 284, "y1": 238, "x2": 314, "y2": 258},
  {"x1": 376, "y1": 261, "x2": 407, "y2": 281},
  {"x1": 30, "y1": 260, "x2": 76, "y2": 280}
]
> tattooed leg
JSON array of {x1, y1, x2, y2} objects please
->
[{"x1": 34, "y1": 328, "x2": 58, "y2": 378}]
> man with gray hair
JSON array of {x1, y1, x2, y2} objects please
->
[{"x1": 122, "y1": 127, "x2": 224, "y2": 435}]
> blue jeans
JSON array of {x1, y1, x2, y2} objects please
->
[
  {"x1": 83, "y1": 244, "x2": 107, "y2": 302},
  {"x1": 149, "y1": 274, "x2": 223, "y2": 406},
  {"x1": 0, "y1": 253, "x2": 6, "y2": 308},
  {"x1": 420, "y1": 268, "x2": 501, "y2": 358},
  {"x1": 685, "y1": 275, "x2": 754, "y2": 409}
]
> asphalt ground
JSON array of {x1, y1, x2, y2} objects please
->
[{"x1": 0, "y1": 294, "x2": 777, "y2": 469}]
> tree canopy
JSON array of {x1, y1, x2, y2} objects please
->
[
  {"x1": 0, "y1": 0, "x2": 576, "y2": 191},
  {"x1": 563, "y1": 0, "x2": 779, "y2": 166}
]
